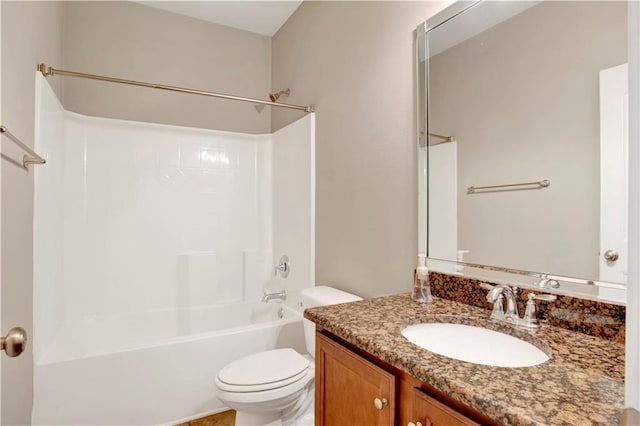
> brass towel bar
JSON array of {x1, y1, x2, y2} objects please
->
[
  {"x1": 0, "y1": 125, "x2": 46, "y2": 168},
  {"x1": 467, "y1": 179, "x2": 550, "y2": 194},
  {"x1": 419, "y1": 131, "x2": 455, "y2": 147},
  {"x1": 429, "y1": 132, "x2": 454, "y2": 143}
]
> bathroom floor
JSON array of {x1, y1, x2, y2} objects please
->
[{"x1": 177, "y1": 410, "x2": 236, "y2": 426}]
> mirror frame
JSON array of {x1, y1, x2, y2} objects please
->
[{"x1": 417, "y1": 0, "x2": 627, "y2": 302}]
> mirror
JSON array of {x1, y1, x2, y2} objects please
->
[{"x1": 418, "y1": 1, "x2": 628, "y2": 301}]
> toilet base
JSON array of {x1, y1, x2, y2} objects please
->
[
  {"x1": 290, "y1": 411, "x2": 314, "y2": 426},
  {"x1": 234, "y1": 409, "x2": 314, "y2": 426},
  {"x1": 234, "y1": 411, "x2": 281, "y2": 426},
  {"x1": 233, "y1": 379, "x2": 314, "y2": 426}
]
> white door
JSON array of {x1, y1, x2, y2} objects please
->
[{"x1": 599, "y1": 63, "x2": 629, "y2": 292}]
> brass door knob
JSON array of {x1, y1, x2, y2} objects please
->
[
  {"x1": 604, "y1": 250, "x2": 619, "y2": 262},
  {"x1": 1, "y1": 327, "x2": 27, "y2": 357}
]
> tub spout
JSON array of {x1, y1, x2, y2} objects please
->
[{"x1": 262, "y1": 290, "x2": 287, "y2": 303}]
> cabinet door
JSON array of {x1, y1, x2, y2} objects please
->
[
  {"x1": 408, "y1": 388, "x2": 481, "y2": 426},
  {"x1": 315, "y1": 333, "x2": 396, "y2": 426}
]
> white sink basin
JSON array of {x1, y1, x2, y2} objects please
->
[{"x1": 401, "y1": 323, "x2": 549, "y2": 368}]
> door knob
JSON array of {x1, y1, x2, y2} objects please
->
[
  {"x1": 1, "y1": 327, "x2": 27, "y2": 357},
  {"x1": 604, "y1": 250, "x2": 619, "y2": 262}
]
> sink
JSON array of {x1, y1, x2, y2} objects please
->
[{"x1": 401, "y1": 322, "x2": 549, "y2": 368}]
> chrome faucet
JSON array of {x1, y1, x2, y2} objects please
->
[
  {"x1": 482, "y1": 283, "x2": 556, "y2": 330},
  {"x1": 486, "y1": 285, "x2": 520, "y2": 323},
  {"x1": 261, "y1": 289, "x2": 287, "y2": 303}
]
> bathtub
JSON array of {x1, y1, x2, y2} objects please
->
[{"x1": 32, "y1": 301, "x2": 306, "y2": 425}]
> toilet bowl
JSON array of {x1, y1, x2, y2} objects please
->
[{"x1": 214, "y1": 286, "x2": 362, "y2": 426}]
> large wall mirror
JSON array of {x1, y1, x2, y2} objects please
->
[{"x1": 418, "y1": 0, "x2": 628, "y2": 302}]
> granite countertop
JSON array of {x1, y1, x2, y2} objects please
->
[{"x1": 305, "y1": 293, "x2": 625, "y2": 426}]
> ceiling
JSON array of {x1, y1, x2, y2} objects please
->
[{"x1": 137, "y1": 1, "x2": 303, "y2": 37}]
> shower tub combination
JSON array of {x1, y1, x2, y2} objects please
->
[
  {"x1": 32, "y1": 71, "x2": 315, "y2": 425},
  {"x1": 33, "y1": 301, "x2": 305, "y2": 425}
]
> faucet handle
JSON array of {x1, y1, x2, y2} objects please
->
[
  {"x1": 274, "y1": 255, "x2": 290, "y2": 278},
  {"x1": 481, "y1": 283, "x2": 506, "y2": 321},
  {"x1": 521, "y1": 292, "x2": 557, "y2": 330},
  {"x1": 529, "y1": 293, "x2": 557, "y2": 302}
]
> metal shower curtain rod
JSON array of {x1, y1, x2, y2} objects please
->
[{"x1": 37, "y1": 63, "x2": 314, "y2": 113}]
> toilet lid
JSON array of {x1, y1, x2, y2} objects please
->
[{"x1": 217, "y1": 348, "x2": 310, "y2": 388}]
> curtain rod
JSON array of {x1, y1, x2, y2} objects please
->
[{"x1": 37, "y1": 63, "x2": 314, "y2": 113}]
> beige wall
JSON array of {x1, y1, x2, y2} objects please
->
[
  {"x1": 1, "y1": 2, "x2": 64, "y2": 424},
  {"x1": 272, "y1": 1, "x2": 448, "y2": 298},
  {"x1": 62, "y1": 1, "x2": 272, "y2": 134},
  {"x1": 429, "y1": 1, "x2": 627, "y2": 280},
  {"x1": 0, "y1": 4, "x2": 452, "y2": 421}
]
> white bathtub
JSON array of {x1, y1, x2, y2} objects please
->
[{"x1": 33, "y1": 301, "x2": 306, "y2": 425}]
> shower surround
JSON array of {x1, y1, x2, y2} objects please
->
[{"x1": 32, "y1": 73, "x2": 315, "y2": 424}]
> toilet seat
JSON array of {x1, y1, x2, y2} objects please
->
[
  {"x1": 216, "y1": 348, "x2": 310, "y2": 393},
  {"x1": 214, "y1": 349, "x2": 314, "y2": 408},
  {"x1": 215, "y1": 369, "x2": 313, "y2": 405}
]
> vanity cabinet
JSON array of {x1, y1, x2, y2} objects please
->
[
  {"x1": 316, "y1": 331, "x2": 495, "y2": 426},
  {"x1": 315, "y1": 332, "x2": 397, "y2": 426}
]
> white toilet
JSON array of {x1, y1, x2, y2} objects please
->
[{"x1": 214, "y1": 286, "x2": 362, "y2": 426}]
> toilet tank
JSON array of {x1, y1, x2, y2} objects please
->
[{"x1": 300, "y1": 286, "x2": 362, "y2": 357}]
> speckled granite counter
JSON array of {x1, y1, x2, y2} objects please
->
[{"x1": 305, "y1": 294, "x2": 624, "y2": 426}]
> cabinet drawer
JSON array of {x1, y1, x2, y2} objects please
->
[{"x1": 409, "y1": 387, "x2": 481, "y2": 426}]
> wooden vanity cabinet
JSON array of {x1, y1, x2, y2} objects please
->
[
  {"x1": 316, "y1": 331, "x2": 496, "y2": 426},
  {"x1": 315, "y1": 332, "x2": 397, "y2": 426}
]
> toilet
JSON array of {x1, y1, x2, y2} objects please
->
[{"x1": 214, "y1": 286, "x2": 362, "y2": 426}]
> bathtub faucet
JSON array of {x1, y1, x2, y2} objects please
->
[{"x1": 262, "y1": 290, "x2": 287, "y2": 303}]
